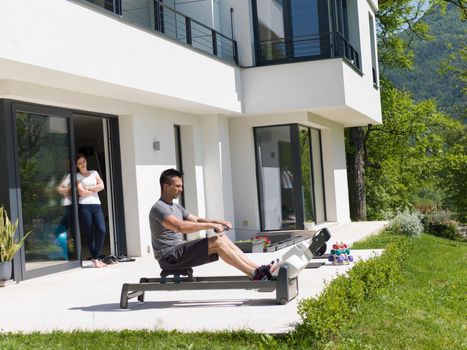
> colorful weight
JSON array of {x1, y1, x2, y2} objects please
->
[{"x1": 329, "y1": 241, "x2": 353, "y2": 265}]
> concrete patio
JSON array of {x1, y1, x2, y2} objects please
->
[{"x1": 0, "y1": 221, "x2": 387, "y2": 334}]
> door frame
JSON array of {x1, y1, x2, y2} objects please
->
[
  {"x1": 253, "y1": 123, "x2": 327, "y2": 232},
  {"x1": 0, "y1": 99, "x2": 126, "y2": 281}
]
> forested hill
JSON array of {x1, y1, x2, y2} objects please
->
[{"x1": 384, "y1": 4, "x2": 466, "y2": 120}]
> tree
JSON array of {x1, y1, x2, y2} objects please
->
[
  {"x1": 346, "y1": 0, "x2": 466, "y2": 220},
  {"x1": 347, "y1": 0, "x2": 431, "y2": 220},
  {"x1": 440, "y1": 0, "x2": 467, "y2": 20},
  {"x1": 386, "y1": 3, "x2": 466, "y2": 120},
  {"x1": 364, "y1": 79, "x2": 463, "y2": 218}
]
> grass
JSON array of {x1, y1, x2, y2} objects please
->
[
  {"x1": 0, "y1": 233, "x2": 465, "y2": 349},
  {"x1": 0, "y1": 330, "x2": 268, "y2": 350},
  {"x1": 332, "y1": 233, "x2": 467, "y2": 350}
]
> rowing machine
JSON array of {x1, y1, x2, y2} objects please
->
[{"x1": 119, "y1": 228, "x2": 331, "y2": 308}]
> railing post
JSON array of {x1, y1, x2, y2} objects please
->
[
  {"x1": 233, "y1": 41, "x2": 238, "y2": 64},
  {"x1": 114, "y1": 0, "x2": 122, "y2": 15},
  {"x1": 154, "y1": 0, "x2": 160, "y2": 32},
  {"x1": 185, "y1": 17, "x2": 192, "y2": 45},
  {"x1": 212, "y1": 30, "x2": 218, "y2": 56}
]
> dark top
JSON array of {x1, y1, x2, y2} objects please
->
[{"x1": 149, "y1": 199, "x2": 189, "y2": 260}]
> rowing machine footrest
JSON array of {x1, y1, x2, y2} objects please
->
[{"x1": 160, "y1": 268, "x2": 194, "y2": 284}]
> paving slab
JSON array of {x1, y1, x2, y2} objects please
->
[{"x1": 0, "y1": 221, "x2": 387, "y2": 333}]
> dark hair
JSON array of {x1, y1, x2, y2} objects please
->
[
  {"x1": 160, "y1": 168, "x2": 183, "y2": 190},
  {"x1": 75, "y1": 153, "x2": 86, "y2": 162}
]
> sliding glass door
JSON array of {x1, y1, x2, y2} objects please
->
[
  {"x1": 254, "y1": 124, "x2": 326, "y2": 231},
  {"x1": 0, "y1": 100, "x2": 126, "y2": 281},
  {"x1": 255, "y1": 125, "x2": 296, "y2": 230},
  {"x1": 14, "y1": 107, "x2": 79, "y2": 275}
]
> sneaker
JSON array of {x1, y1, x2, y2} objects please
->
[
  {"x1": 268, "y1": 258, "x2": 281, "y2": 274},
  {"x1": 252, "y1": 258, "x2": 282, "y2": 280},
  {"x1": 252, "y1": 265, "x2": 271, "y2": 280}
]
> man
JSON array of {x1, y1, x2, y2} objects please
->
[{"x1": 149, "y1": 168, "x2": 276, "y2": 280}]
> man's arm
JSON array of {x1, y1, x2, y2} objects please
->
[
  {"x1": 186, "y1": 215, "x2": 232, "y2": 231},
  {"x1": 161, "y1": 214, "x2": 225, "y2": 234}
]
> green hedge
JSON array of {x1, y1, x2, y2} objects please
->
[
  {"x1": 290, "y1": 240, "x2": 408, "y2": 347},
  {"x1": 427, "y1": 221, "x2": 464, "y2": 241}
]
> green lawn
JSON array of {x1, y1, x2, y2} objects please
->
[
  {"x1": 0, "y1": 330, "x2": 267, "y2": 350},
  {"x1": 333, "y1": 234, "x2": 467, "y2": 350},
  {"x1": 0, "y1": 233, "x2": 465, "y2": 350}
]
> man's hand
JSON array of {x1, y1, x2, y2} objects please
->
[
  {"x1": 218, "y1": 220, "x2": 233, "y2": 230},
  {"x1": 212, "y1": 223, "x2": 225, "y2": 233}
]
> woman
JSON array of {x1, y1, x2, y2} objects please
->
[{"x1": 76, "y1": 153, "x2": 107, "y2": 268}]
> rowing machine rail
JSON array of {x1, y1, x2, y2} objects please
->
[{"x1": 120, "y1": 264, "x2": 297, "y2": 308}]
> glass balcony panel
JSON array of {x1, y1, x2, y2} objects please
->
[{"x1": 290, "y1": 0, "x2": 320, "y2": 57}]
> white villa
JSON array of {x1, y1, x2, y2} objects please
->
[{"x1": 0, "y1": 0, "x2": 380, "y2": 281}]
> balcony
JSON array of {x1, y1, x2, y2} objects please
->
[
  {"x1": 83, "y1": 0, "x2": 238, "y2": 64},
  {"x1": 256, "y1": 32, "x2": 360, "y2": 71}
]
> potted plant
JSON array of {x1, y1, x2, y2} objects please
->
[
  {"x1": 235, "y1": 234, "x2": 271, "y2": 253},
  {"x1": 304, "y1": 221, "x2": 315, "y2": 230},
  {"x1": 0, "y1": 205, "x2": 30, "y2": 281}
]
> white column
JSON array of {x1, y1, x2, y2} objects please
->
[
  {"x1": 118, "y1": 114, "x2": 143, "y2": 256},
  {"x1": 321, "y1": 124, "x2": 351, "y2": 223},
  {"x1": 179, "y1": 124, "x2": 208, "y2": 240},
  {"x1": 199, "y1": 115, "x2": 236, "y2": 240}
]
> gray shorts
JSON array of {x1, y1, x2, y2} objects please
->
[{"x1": 158, "y1": 237, "x2": 219, "y2": 270}]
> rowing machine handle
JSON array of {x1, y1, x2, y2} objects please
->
[{"x1": 214, "y1": 224, "x2": 230, "y2": 233}]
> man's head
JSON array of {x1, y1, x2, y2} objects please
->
[{"x1": 160, "y1": 168, "x2": 184, "y2": 200}]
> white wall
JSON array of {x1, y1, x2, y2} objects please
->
[
  {"x1": 242, "y1": 59, "x2": 381, "y2": 126},
  {"x1": 0, "y1": 0, "x2": 242, "y2": 115}
]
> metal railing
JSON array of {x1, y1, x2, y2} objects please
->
[
  {"x1": 83, "y1": 0, "x2": 238, "y2": 64},
  {"x1": 153, "y1": 1, "x2": 237, "y2": 64},
  {"x1": 334, "y1": 32, "x2": 360, "y2": 70},
  {"x1": 256, "y1": 32, "x2": 360, "y2": 71}
]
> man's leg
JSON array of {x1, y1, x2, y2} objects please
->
[
  {"x1": 221, "y1": 235, "x2": 281, "y2": 275},
  {"x1": 208, "y1": 235, "x2": 257, "y2": 277},
  {"x1": 218, "y1": 234, "x2": 259, "y2": 269}
]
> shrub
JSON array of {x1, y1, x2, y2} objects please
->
[
  {"x1": 292, "y1": 241, "x2": 407, "y2": 347},
  {"x1": 427, "y1": 221, "x2": 463, "y2": 241},
  {"x1": 389, "y1": 210, "x2": 424, "y2": 237}
]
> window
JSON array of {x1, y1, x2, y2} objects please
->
[
  {"x1": 252, "y1": 0, "x2": 330, "y2": 64},
  {"x1": 369, "y1": 13, "x2": 378, "y2": 87},
  {"x1": 335, "y1": 0, "x2": 349, "y2": 38},
  {"x1": 174, "y1": 125, "x2": 185, "y2": 207},
  {"x1": 290, "y1": 0, "x2": 320, "y2": 57}
]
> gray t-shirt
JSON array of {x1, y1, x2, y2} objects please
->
[{"x1": 149, "y1": 199, "x2": 189, "y2": 260}]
